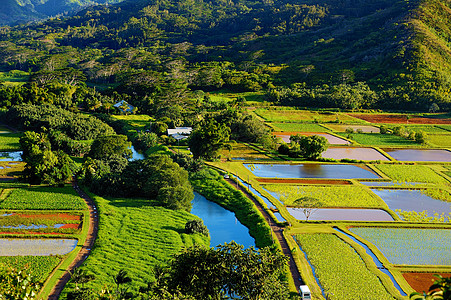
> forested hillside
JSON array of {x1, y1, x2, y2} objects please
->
[
  {"x1": 0, "y1": 0, "x2": 125, "y2": 26},
  {"x1": 0, "y1": 0, "x2": 450, "y2": 112}
]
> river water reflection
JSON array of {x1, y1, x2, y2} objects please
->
[{"x1": 191, "y1": 192, "x2": 255, "y2": 248}]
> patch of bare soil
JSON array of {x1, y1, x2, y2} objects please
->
[
  {"x1": 349, "y1": 114, "x2": 451, "y2": 124},
  {"x1": 402, "y1": 272, "x2": 451, "y2": 293}
]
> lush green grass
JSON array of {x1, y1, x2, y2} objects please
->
[
  {"x1": 220, "y1": 142, "x2": 271, "y2": 160},
  {"x1": 295, "y1": 233, "x2": 394, "y2": 300},
  {"x1": 0, "y1": 70, "x2": 29, "y2": 86},
  {"x1": 254, "y1": 109, "x2": 359, "y2": 123},
  {"x1": 111, "y1": 114, "x2": 153, "y2": 130},
  {"x1": 263, "y1": 184, "x2": 384, "y2": 208},
  {"x1": 436, "y1": 125, "x2": 451, "y2": 132},
  {"x1": 0, "y1": 186, "x2": 86, "y2": 210},
  {"x1": 0, "y1": 161, "x2": 24, "y2": 177},
  {"x1": 427, "y1": 134, "x2": 451, "y2": 147},
  {"x1": 61, "y1": 194, "x2": 208, "y2": 296},
  {"x1": 0, "y1": 133, "x2": 22, "y2": 150},
  {"x1": 0, "y1": 256, "x2": 61, "y2": 282},
  {"x1": 270, "y1": 123, "x2": 329, "y2": 132},
  {"x1": 375, "y1": 164, "x2": 449, "y2": 184},
  {"x1": 386, "y1": 125, "x2": 451, "y2": 134},
  {"x1": 349, "y1": 227, "x2": 451, "y2": 265},
  {"x1": 343, "y1": 133, "x2": 419, "y2": 146}
]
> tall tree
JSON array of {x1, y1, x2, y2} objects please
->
[{"x1": 188, "y1": 119, "x2": 230, "y2": 160}]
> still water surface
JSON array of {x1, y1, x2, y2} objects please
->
[
  {"x1": 191, "y1": 192, "x2": 255, "y2": 248},
  {"x1": 244, "y1": 164, "x2": 380, "y2": 179}
]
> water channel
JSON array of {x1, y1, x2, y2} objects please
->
[
  {"x1": 191, "y1": 192, "x2": 255, "y2": 248},
  {"x1": 334, "y1": 228, "x2": 407, "y2": 296},
  {"x1": 0, "y1": 151, "x2": 22, "y2": 161}
]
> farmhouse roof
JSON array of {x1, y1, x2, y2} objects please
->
[
  {"x1": 167, "y1": 127, "x2": 192, "y2": 136},
  {"x1": 113, "y1": 100, "x2": 134, "y2": 112}
]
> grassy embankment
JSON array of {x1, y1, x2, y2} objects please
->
[{"x1": 60, "y1": 191, "x2": 209, "y2": 297}]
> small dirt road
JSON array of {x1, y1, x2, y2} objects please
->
[
  {"x1": 47, "y1": 182, "x2": 98, "y2": 300},
  {"x1": 225, "y1": 178, "x2": 303, "y2": 291}
]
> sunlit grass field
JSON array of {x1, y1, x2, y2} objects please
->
[
  {"x1": 0, "y1": 186, "x2": 86, "y2": 210},
  {"x1": 263, "y1": 184, "x2": 384, "y2": 208},
  {"x1": 343, "y1": 133, "x2": 419, "y2": 147},
  {"x1": 295, "y1": 233, "x2": 394, "y2": 300},
  {"x1": 254, "y1": 109, "x2": 361, "y2": 123},
  {"x1": 62, "y1": 194, "x2": 209, "y2": 295},
  {"x1": 0, "y1": 133, "x2": 22, "y2": 150},
  {"x1": 269, "y1": 122, "x2": 329, "y2": 132},
  {"x1": 0, "y1": 256, "x2": 61, "y2": 282},
  {"x1": 375, "y1": 164, "x2": 450, "y2": 184}
]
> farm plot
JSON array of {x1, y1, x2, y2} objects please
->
[
  {"x1": 386, "y1": 125, "x2": 451, "y2": 134},
  {"x1": 427, "y1": 134, "x2": 451, "y2": 147},
  {"x1": 295, "y1": 233, "x2": 395, "y2": 300},
  {"x1": 0, "y1": 256, "x2": 61, "y2": 282},
  {"x1": 0, "y1": 133, "x2": 22, "y2": 151},
  {"x1": 263, "y1": 184, "x2": 384, "y2": 208},
  {"x1": 342, "y1": 133, "x2": 418, "y2": 147},
  {"x1": 270, "y1": 123, "x2": 329, "y2": 132},
  {"x1": 62, "y1": 194, "x2": 209, "y2": 295},
  {"x1": 254, "y1": 109, "x2": 359, "y2": 123},
  {"x1": 0, "y1": 186, "x2": 86, "y2": 210},
  {"x1": 375, "y1": 164, "x2": 449, "y2": 184},
  {"x1": 221, "y1": 143, "x2": 270, "y2": 160},
  {"x1": 326, "y1": 124, "x2": 380, "y2": 133},
  {"x1": 0, "y1": 212, "x2": 82, "y2": 234},
  {"x1": 349, "y1": 227, "x2": 451, "y2": 265},
  {"x1": 348, "y1": 113, "x2": 451, "y2": 125}
]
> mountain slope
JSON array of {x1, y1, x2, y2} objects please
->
[{"x1": 0, "y1": 0, "x2": 450, "y2": 110}]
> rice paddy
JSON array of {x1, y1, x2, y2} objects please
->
[{"x1": 349, "y1": 227, "x2": 451, "y2": 265}]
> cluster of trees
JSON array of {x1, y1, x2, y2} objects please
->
[
  {"x1": 5, "y1": 104, "x2": 115, "y2": 140},
  {"x1": 20, "y1": 131, "x2": 74, "y2": 185},
  {"x1": 278, "y1": 134, "x2": 328, "y2": 160},
  {"x1": 67, "y1": 242, "x2": 288, "y2": 300}
]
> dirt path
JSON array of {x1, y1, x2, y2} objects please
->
[
  {"x1": 225, "y1": 178, "x2": 303, "y2": 291},
  {"x1": 47, "y1": 181, "x2": 98, "y2": 300}
]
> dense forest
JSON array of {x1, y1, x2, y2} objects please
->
[{"x1": 0, "y1": 0, "x2": 450, "y2": 118}]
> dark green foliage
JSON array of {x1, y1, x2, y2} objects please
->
[
  {"x1": 184, "y1": 219, "x2": 209, "y2": 236},
  {"x1": 188, "y1": 119, "x2": 230, "y2": 160},
  {"x1": 159, "y1": 242, "x2": 288, "y2": 300},
  {"x1": 6, "y1": 105, "x2": 115, "y2": 140},
  {"x1": 288, "y1": 134, "x2": 328, "y2": 160},
  {"x1": 151, "y1": 122, "x2": 169, "y2": 136},
  {"x1": 48, "y1": 130, "x2": 90, "y2": 157},
  {"x1": 170, "y1": 153, "x2": 204, "y2": 173},
  {"x1": 88, "y1": 135, "x2": 132, "y2": 160},
  {"x1": 92, "y1": 155, "x2": 193, "y2": 211},
  {"x1": 190, "y1": 168, "x2": 273, "y2": 248},
  {"x1": 134, "y1": 131, "x2": 158, "y2": 150},
  {"x1": 20, "y1": 131, "x2": 74, "y2": 185}
]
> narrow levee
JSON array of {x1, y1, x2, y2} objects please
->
[
  {"x1": 47, "y1": 181, "x2": 99, "y2": 300},
  {"x1": 334, "y1": 228, "x2": 407, "y2": 296},
  {"x1": 225, "y1": 178, "x2": 303, "y2": 292}
]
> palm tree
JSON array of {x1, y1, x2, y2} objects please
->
[
  {"x1": 410, "y1": 275, "x2": 451, "y2": 300},
  {"x1": 114, "y1": 269, "x2": 132, "y2": 298},
  {"x1": 69, "y1": 268, "x2": 95, "y2": 290}
]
